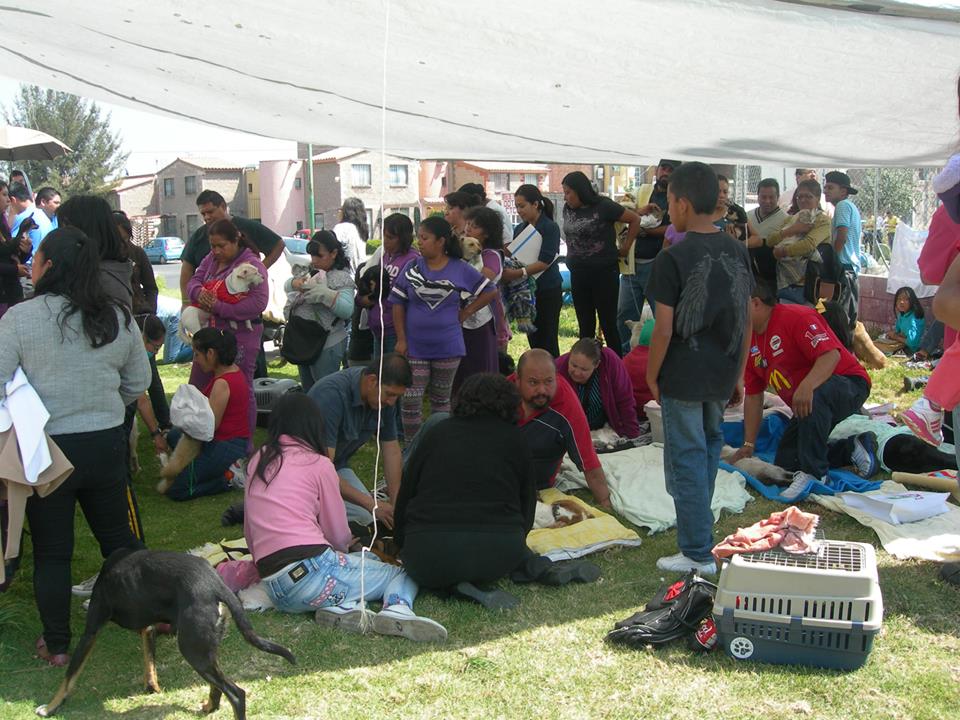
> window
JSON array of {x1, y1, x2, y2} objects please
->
[
  {"x1": 351, "y1": 163, "x2": 372, "y2": 187},
  {"x1": 247, "y1": 183, "x2": 253, "y2": 193},
  {"x1": 161, "y1": 215, "x2": 177, "y2": 236},
  {"x1": 294, "y1": 177, "x2": 302, "y2": 190},
  {"x1": 184, "y1": 175, "x2": 197, "y2": 195},
  {"x1": 314, "y1": 213, "x2": 324, "y2": 229},
  {"x1": 163, "y1": 178, "x2": 175, "y2": 198},
  {"x1": 394, "y1": 206, "x2": 410, "y2": 217},
  {"x1": 524, "y1": 173, "x2": 538, "y2": 185},
  {"x1": 388, "y1": 164, "x2": 408, "y2": 187},
  {"x1": 492, "y1": 173, "x2": 508, "y2": 191},
  {"x1": 295, "y1": 220, "x2": 304, "y2": 231},
  {"x1": 186, "y1": 214, "x2": 200, "y2": 235}
]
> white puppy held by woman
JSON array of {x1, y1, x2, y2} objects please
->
[{"x1": 180, "y1": 262, "x2": 264, "y2": 342}]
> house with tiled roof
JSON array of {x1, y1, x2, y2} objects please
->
[{"x1": 156, "y1": 157, "x2": 249, "y2": 239}]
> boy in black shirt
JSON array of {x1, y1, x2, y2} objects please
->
[{"x1": 645, "y1": 162, "x2": 754, "y2": 575}]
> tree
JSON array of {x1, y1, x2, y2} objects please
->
[
  {"x1": 3, "y1": 85, "x2": 128, "y2": 196},
  {"x1": 850, "y1": 167, "x2": 916, "y2": 221}
]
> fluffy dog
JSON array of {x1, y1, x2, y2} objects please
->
[
  {"x1": 720, "y1": 445, "x2": 793, "y2": 485},
  {"x1": 36, "y1": 548, "x2": 295, "y2": 719},
  {"x1": 460, "y1": 236, "x2": 484, "y2": 272},
  {"x1": 180, "y1": 263, "x2": 264, "y2": 342},
  {"x1": 533, "y1": 499, "x2": 592, "y2": 529}
]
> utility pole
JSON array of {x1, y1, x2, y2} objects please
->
[{"x1": 306, "y1": 143, "x2": 315, "y2": 232}]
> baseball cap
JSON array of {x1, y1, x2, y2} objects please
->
[{"x1": 824, "y1": 171, "x2": 859, "y2": 195}]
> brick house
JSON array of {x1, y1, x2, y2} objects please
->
[
  {"x1": 307, "y1": 148, "x2": 420, "y2": 232},
  {"x1": 156, "y1": 157, "x2": 248, "y2": 239},
  {"x1": 106, "y1": 174, "x2": 158, "y2": 217}
]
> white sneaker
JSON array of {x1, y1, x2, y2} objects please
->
[
  {"x1": 226, "y1": 459, "x2": 247, "y2": 489},
  {"x1": 655, "y1": 552, "x2": 717, "y2": 577},
  {"x1": 373, "y1": 604, "x2": 447, "y2": 642},
  {"x1": 781, "y1": 470, "x2": 819, "y2": 501},
  {"x1": 71, "y1": 573, "x2": 99, "y2": 598},
  {"x1": 314, "y1": 605, "x2": 367, "y2": 634}
]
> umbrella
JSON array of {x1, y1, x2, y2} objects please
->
[{"x1": 0, "y1": 126, "x2": 71, "y2": 161}]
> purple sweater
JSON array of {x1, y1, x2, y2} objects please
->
[
  {"x1": 556, "y1": 346, "x2": 640, "y2": 438},
  {"x1": 187, "y1": 248, "x2": 269, "y2": 330},
  {"x1": 244, "y1": 436, "x2": 352, "y2": 562}
]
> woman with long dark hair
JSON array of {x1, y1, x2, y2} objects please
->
[
  {"x1": 502, "y1": 184, "x2": 563, "y2": 356},
  {"x1": 0, "y1": 226, "x2": 150, "y2": 665},
  {"x1": 284, "y1": 230, "x2": 356, "y2": 389},
  {"x1": 334, "y1": 197, "x2": 369, "y2": 273},
  {"x1": 186, "y1": 218, "x2": 268, "y2": 439},
  {"x1": 244, "y1": 393, "x2": 447, "y2": 642},
  {"x1": 57, "y1": 195, "x2": 133, "y2": 308},
  {"x1": 561, "y1": 171, "x2": 640, "y2": 357}
]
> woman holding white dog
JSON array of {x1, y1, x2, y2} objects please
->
[
  {"x1": 0, "y1": 227, "x2": 150, "y2": 665},
  {"x1": 451, "y1": 205, "x2": 504, "y2": 395},
  {"x1": 162, "y1": 327, "x2": 250, "y2": 501},
  {"x1": 186, "y1": 218, "x2": 268, "y2": 439},
  {"x1": 284, "y1": 230, "x2": 355, "y2": 391}
]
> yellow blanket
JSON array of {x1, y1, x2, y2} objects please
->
[{"x1": 527, "y1": 488, "x2": 642, "y2": 561}]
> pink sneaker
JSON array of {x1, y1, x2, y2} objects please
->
[{"x1": 901, "y1": 398, "x2": 943, "y2": 446}]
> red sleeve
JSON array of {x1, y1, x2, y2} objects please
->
[
  {"x1": 791, "y1": 309, "x2": 842, "y2": 364},
  {"x1": 608, "y1": 350, "x2": 640, "y2": 438},
  {"x1": 743, "y1": 333, "x2": 765, "y2": 395},
  {"x1": 552, "y1": 376, "x2": 601, "y2": 472}
]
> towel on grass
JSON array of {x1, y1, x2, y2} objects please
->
[
  {"x1": 555, "y1": 444, "x2": 753, "y2": 534},
  {"x1": 526, "y1": 488, "x2": 641, "y2": 561},
  {"x1": 811, "y1": 480, "x2": 960, "y2": 561}
]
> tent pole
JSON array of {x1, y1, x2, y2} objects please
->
[{"x1": 306, "y1": 143, "x2": 316, "y2": 231}]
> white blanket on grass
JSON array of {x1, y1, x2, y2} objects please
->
[
  {"x1": 812, "y1": 481, "x2": 960, "y2": 562},
  {"x1": 555, "y1": 444, "x2": 753, "y2": 534}
]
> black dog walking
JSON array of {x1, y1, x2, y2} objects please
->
[{"x1": 37, "y1": 549, "x2": 295, "y2": 719}]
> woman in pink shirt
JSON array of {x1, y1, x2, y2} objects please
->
[{"x1": 244, "y1": 393, "x2": 447, "y2": 642}]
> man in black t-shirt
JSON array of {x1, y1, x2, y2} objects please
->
[{"x1": 178, "y1": 189, "x2": 284, "y2": 302}]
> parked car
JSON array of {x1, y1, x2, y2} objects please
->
[
  {"x1": 283, "y1": 236, "x2": 311, "y2": 268},
  {"x1": 144, "y1": 236, "x2": 184, "y2": 264}
]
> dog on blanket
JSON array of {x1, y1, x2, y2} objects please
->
[
  {"x1": 720, "y1": 445, "x2": 793, "y2": 485},
  {"x1": 180, "y1": 263, "x2": 264, "y2": 343},
  {"x1": 36, "y1": 548, "x2": 295, "y2": 720},
  {"x1": 533, "y1": 498, "x2": 592, "y2": 529}
]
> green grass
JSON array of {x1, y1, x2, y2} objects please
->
[{"x1": 2, "y1": 309, "x2": 959, "y2": 719}]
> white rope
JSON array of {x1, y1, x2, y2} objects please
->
[{"x1": 358, "y1": 0, "x2": 391, "y2": 633}]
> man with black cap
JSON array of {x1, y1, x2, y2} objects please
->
[
  {"x1": 824, "y1": 171, "x2": 863, "y2": 327},
  {"x1": 616, "y1": 159, "x2": 678, "y2": 353}
]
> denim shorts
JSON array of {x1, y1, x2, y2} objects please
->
[{"x1": 262, "y1": 550, "x2": 353, "y2": 613}]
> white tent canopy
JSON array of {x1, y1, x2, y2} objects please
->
[{"x1": 0, "y1": 0, "x2": 958, "y2": 166}]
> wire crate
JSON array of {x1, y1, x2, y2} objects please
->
[{"x1": 712, "y1": 541, "x2": 883, "y2": 670}]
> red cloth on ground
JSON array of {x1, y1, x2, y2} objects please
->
[{"x1": 712, "y1": 506, "x2": 820, "y2": 561}]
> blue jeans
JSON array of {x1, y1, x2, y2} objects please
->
[
  {"x1": 262, "y1": 548, "x2": 418, "y2": 613},
  {"x1": 617, "y1": 262, "x2": 655, "y2": 354},
  {"x1": 660, "y1": 396, "x2": 725, "y2": 563},
  {"x1": 165, "y1": 428, "x2": 246, "y2": 502},
  {"x1": 297, "y1": 337, "x2": 347, "y2": 392}
]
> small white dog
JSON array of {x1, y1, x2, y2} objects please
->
[
  {"x1": 720, "y1": 445, "x2": 793, "y2": 485},
  {"x1": 180, "y1": 262, "x2": 264, "y2": 342}
]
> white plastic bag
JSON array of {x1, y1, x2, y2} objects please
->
[
  {"x1": 887, "y1": 223, "x2": 937, "y2": 298},
  {"x1": 841, "y1": 491, "x2": 950, "y2": 525},
  {"x1": 170, "y1": 384, "x2": 215, "y2": 441}
]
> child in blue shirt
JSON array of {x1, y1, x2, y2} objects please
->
[{"x1": 890, "y1": 286, "x2": 925, "y2": 355}]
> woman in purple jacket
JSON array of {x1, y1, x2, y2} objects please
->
[
  {"x1": 186, "y1": 218, "x2": 269, "y2": 438},
  {"x1": 556, "y1": 338, "x2": 640, "y2": 439}
]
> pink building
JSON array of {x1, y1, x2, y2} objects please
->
[{"x1": 259, "y1": 160, "x2": 305, "y2": 236}]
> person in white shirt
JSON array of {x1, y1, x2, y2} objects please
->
[
  {"x1": 747, "y1": 178, "x2": 787, "y2": 287},
  {"x1": 332, "y1": 197, "x2": 369, "y2": 271}
]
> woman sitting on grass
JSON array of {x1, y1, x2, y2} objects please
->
[
  {"x1": 243, "y1": 393, "x2": 447, "y2": 642},
  {"x1": 160, "y1": 327, "x2": 249, "y2": 501}
]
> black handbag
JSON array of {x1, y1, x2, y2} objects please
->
[{"x1": 280, "y1": 315, "x2": 329, "y2": 365}]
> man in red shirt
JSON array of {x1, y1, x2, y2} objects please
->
[
  {"x1": 511, "y1": 349, "x2": 611, "y2": 509},
  {"x1": 728, "y1": 283, "x2": 876, "y2": 499}
]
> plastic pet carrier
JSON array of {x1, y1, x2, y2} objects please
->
[
  {"x1": 712, "y1": 541, "x2": 883, "y2": 670},
  {"x1": 254, "y1": 378, "x2": 302, "y2": 416}
]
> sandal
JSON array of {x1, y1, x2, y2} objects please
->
[{"x1": 35, "y1": 636, "x2": 69, "y2": 667}]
